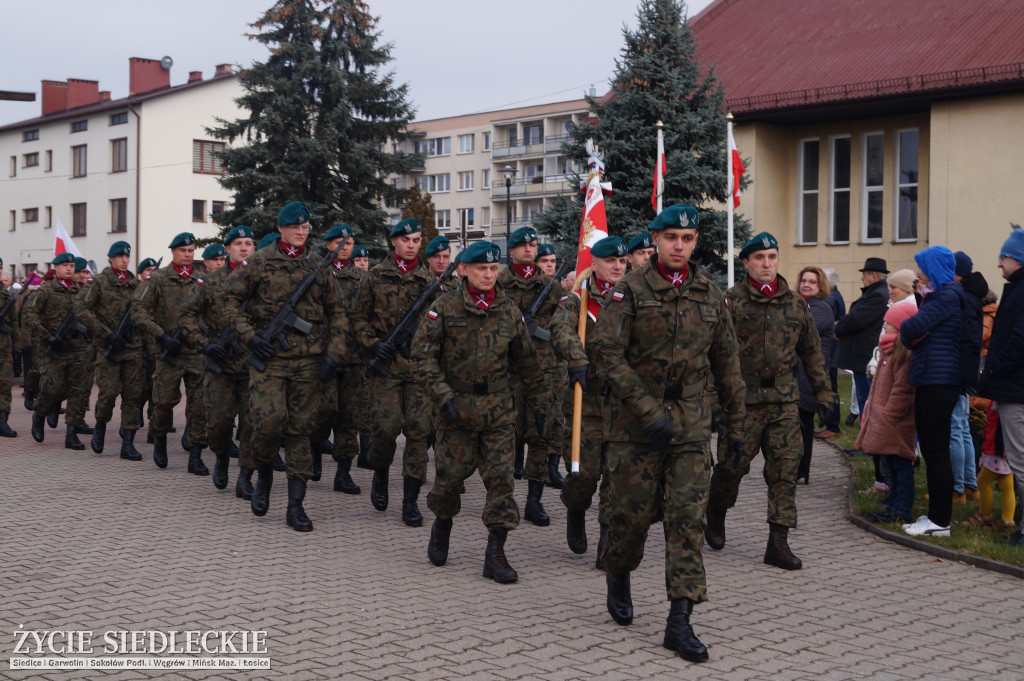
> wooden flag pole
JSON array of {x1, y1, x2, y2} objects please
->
[{"x1": 569, "y1": 281, "x2": 589, "y2": 474}]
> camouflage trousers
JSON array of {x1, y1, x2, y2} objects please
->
[
  {"x1": 34, "y1": 346, "x2": 91, "y2": 427},
  {"x1": 24, "y1": 346, "x2": 40, "y2": 395},
  {"x1": 92, "y1": 347, "x2": 144, "y2": 430},
  {"x1": 311, "y1": 365, "x2": 362, "y2": 461},
  {"x1": 355, "y1": 365, "x2": 371, "y2": 434},
  {"x1": 708, "y1": 401, "x2": 801, "y2": 528},
  {"x1": 427, "y1": 423, "x2": 520, "y2": 530},
  {"x1": 513, "y1": 370, "x2": 560, "y2": 483},
  {"x1": 560, "y1": 405, "x2": 609, "y2": 525},
  {"x1": 151, "y1": 353, "x2": 206, "y2": 447},
  {"x1": 249, "y1": 357, "x2": 319, "y2": 482},
  {"x1": 366, "y1": 373, "x2": 431, "y2": 482},
  {"x1": 601, "y1": 440, "x2": 712, "y2": 603},
  {"x1": 0, "y1": 339, "x2": 12, "y2": 412},
  {"x1": 206, "y1": 370, "x2": 254, "y2": 470}
]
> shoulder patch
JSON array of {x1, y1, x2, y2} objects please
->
[
  {"x1": 612, "y1": 291, "x2": 624, "y2": 301},
  {"x1": 427, "y1": 310, "x2": 438, "y2": 319},
  {"x1": 559, "y1": 296, "x2": 568, "y2": 302}
]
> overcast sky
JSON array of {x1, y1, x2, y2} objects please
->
[{"x1": 0, "y1": 0, "x2": 713, "y2": 126}]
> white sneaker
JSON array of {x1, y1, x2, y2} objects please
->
[{"x1": 901, "y1": 515, "x2": 950, "y2": 537}]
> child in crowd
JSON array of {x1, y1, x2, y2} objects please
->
[{"x1": 962, "y1": 404, "x2": 1016, "y2": 531}]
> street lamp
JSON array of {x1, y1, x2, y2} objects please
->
[{"x1": 502, "y1": 165, "x2": 517, "y2": 262}]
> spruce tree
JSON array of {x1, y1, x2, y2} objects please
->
[{"x1": 208, "y1": 0, "x2": 420, "y2": 243}]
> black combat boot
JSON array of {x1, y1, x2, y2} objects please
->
[
  {"x1": 320, "y1": 439, "x2": 333, "y2": 454},
  {"x1": 47, "y1": 407, "x2": 60, "y2": 429},
  {"x1": 605, "y1": 571, "x2": 633, "y2": 625},
  {"x1": 75, "y1": 422, "x2": 94, "y2": 435},
  {"x1": 513, "y1": 440, "x2": 525, "y2": 480},
  {"x1": 663, "y1": 599, "x2": 708, "y2": 662},
  {"x1": 428, "y1": 517, "x2": 453, "y2": 566},
  {"x1": 402, "y1": 477, "x2": 423, "y2": 527},
  {"x1": 119, "y1": 430, "x2": 142, "y2": 461},
  {"x1": 546, "y1": 454, "x2": 564, "y2": 489},
  {"x1": 286, "y1": 478, "x2": 313, "y2": 532},
  {"x1": 704, "y1": 507, "x2": 727, "y2": 550},
  {"x1": 250, "y1": 462, "x2": 273, "y2": 516},
  {"x1": 333, "y1": 457, "x2": 360, "y2": 494},
  {"x1": 153, "y1": 434, "x2": 168, "y2": 468},
  {"x1": 235, "y1": 467, "x2": 255, "y2": 500},
  {"x1": 764, "y1": 523, "x2": 802, "y2": 570},
  {"x1": 309, "y1": 440, "x2": 323, "y2": 482},
  {"x1": 356, "y1": 432, "x2": 372, "y2": 469},
  {"x1": 187, "y1": 446, "x2": 210, "y2": 476},
  {"x1": 0, "y1": 411, "x2": 16, "y2": 437},
  {"x1": 482, "y1": 526, "x2": 518, "y2": 583},
  {"x1": 370, "y1": 467, "x2": 389, "y2": 511},
  {"x1": 212, "y1": 452, "x2": 230, "y2": 489},
  {"x1": 31, "y1": 412, "x2": 44, "y2": 443},
  {"x1": 228, "y1": 440, "x2": 239, "y2": 458},
  {"x1": 24, "y1": 389, "x2": 36, "y2": 411},
  {"x1": 91, "y1": 421, "x2": 107, "y2": 453},
  {"x1": 524, "y1": 480, "x2": 550, "y2": 526},
  {"x1": 64, "y1": 424, "x2": 85, "y2": 450},
  {"x1": 272, "y1": 452, "x2": 286, "y2": 472},
  {"x1": 595, "y1": 523, "x2": 608, "y2": 570},
  {"x1": 147, "y1": 431, "x2": 155, "y2": 444},
  {"x1": 566, "y1": 510, "x2": 587, "y2": 554}
]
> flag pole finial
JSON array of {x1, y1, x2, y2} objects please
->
[
  {"x1": 726, "y1": 112, "x2": 734, "y2": 123},
  {"x1": 656, "y1": 119, "x2": 663, "y2": 129}
]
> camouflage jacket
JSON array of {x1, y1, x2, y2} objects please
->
[
  {"x1": 590, "y1": 260, "x2": 746, "y2": 444},
  {"x1": 24, "y1": 279, "x2": 88, "y2": 351},
  {"x1": 221, "y1": 246, "x2": 349, "y2": 364},
  {"x1": 75, "y1": 267, "x2": 141, "y2": 352},
  {"x1": 497, "y1": 265, "x2": 564, "y2": 370},
  {"x1": 726, "y1": 275, "x2": 833, "y2": 407},
  {"x1": 351, "y1": 256, "x2": 437, "y2": 379},
  {"x1": 328, "y1": 260, "x2": 363, "y2": 367},
  {"x1": 412, "y1": 286, "x2": 544, "y2": 432},
  {"x1": 0, "y1": 287, "x2": 22, "y2": 350},
  {"x1": 550, "y1": 280, "x2": 615, "y2": 414},
  {"x1": 180, "y1": 263, "x2": 249, "y2": 374},
  {"x1": 133, "y1": 264, "x2": 205, "y2": 356}
]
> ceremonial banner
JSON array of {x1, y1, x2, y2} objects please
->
[
  {"x1": 54, "y1": 218, "x2": 84, "y2": 258},
  {"x1": 728, "y1": 123, "x2": 744, "y2": 208}
]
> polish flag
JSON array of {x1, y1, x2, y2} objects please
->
[
  {"x1": 54, "y1": 218, "x2": 84, "y2": 258},
  {"x1": 728, "y1": 126, "x2": 744, "y2": 208}
]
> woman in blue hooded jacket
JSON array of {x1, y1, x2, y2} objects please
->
[{"x1": 898, "y1": 245, "x2": 965, "y2": 537}]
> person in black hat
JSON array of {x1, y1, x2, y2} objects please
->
[{"x1": 834, "y1": 258, "x2": 889, "y2": 420}]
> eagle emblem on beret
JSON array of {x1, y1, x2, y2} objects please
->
[
  {"x1": 762, "y1": 236, "x2": 771, "y2": 248},
  {"x1": 679, "y1": 212, "x2": 689, "y2": 227}
]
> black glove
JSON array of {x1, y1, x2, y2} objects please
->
[
  {"x1": 397, "y1": 335, "x2": 413, "y2": 360},
  {"x1": 567, "y1": 365, "x2": 588, "y2": 391},
  {"x1": 533, "y1": 411, "x2": 545, "y2": 438},
  {"x1": 12, "y1": 351, "x2": 22, "y2": 377},
  {"x1": 157, "y1": 333, "x2": 182, "y2": 356},
  {"x1": 371, "y1": 340, "x2": 395, "y2": 362},
  {"x1": 726, "y1": 437, "x2": 747, "y2": 469},
  {"x1": 45, "y1": 335, "x2": 63, "y2": 353},
  {"x1": 816, "y1": 402, "x2": 832, "y2": 424},
  {"x1": 318, "y1": 355, "x2": 338, "y2": 383},
  {"x1": 202, "y1": 342, "x2": 226, "y2": 364},
  {"x1": 710, "y1": 407, "x2": 725, "y2": 434},
  {"x1": 247, "y1": 334, "x2": 276, "y2": 361},
  {"x1": 440, "y1": 398, "x2": 458, "y2": 426},
  {"x1": 106, "y1": 333, "x2": 127, "y2": 353},
  {"x1": 645, "y1": 417, "x2": 674, "y2": 450}
]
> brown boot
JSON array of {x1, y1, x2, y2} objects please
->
[
  {"x1": 764, "y1": 522, "x2": 802, "y2": 570},
  {"x1": 704, "y1": 507, "x2": 726, "y2": 550}
]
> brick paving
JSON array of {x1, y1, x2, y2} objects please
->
[{"x1": 2, "y1": 390, "x2": 1023, "y2": 680}]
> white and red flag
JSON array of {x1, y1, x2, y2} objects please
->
[
  {"x1": 575, "y1": 139, "x2": 612, "y2": 289},
  {"x1": 54, "y1": 218, "x2": 84, "y2": 258},
  {"x1": 728, "y1": 124, "x2": 744, "y2": 208},
  {"x1": 651, "y1": 122, "x2": 666, "y2": 211}
]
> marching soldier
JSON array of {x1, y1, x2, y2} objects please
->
[
  {"x1": 136, "y1": 258, "x2": 158, "y2": 439},
  {"x1": 425, "y1": 236, "x2": 451, "y2": 277},
  {"x1": 0, "y1": 269, "x2": 20, "y2": 437},
  {"x1": 68, "y1": 257, "x2": 95, "y2": 436},
  {"x1": 349, "y1": 242, "x2": 372, "y2": 466},
  {"x1": 351, "y1": 218, "x2": 437, "y2": 527},
  {"x1": 19, "y1": 273, "x2": 44, "y2": 411},
  {"x1": 75, "y1": 241, "x2": 145, "y2": 460},
  {"x1": 200, "y1": 243, "x2": 227, "y2": 273},
  {"x1": 497, "y1": 227, "x2": 565, "y2": 524},
  {"x1": 535, "y1": 243, "x2": 558, "y2": 278},
  {"x1": 413, "y1": 240, "x2": 547, "y2": 583},
  {"x1": 626, "y1": 233, "x2": 655, "y2": 271},
  {"x1": 133, "y1": 232, "x2": 209, "y2": 474},
  {"x1": 705, "y1": 232, "x2": 833, "y2": 570},
  {"x1": 352, "y1": 245, "x2": 370, "y2": 271},
  {"x1": 590, "y1": 204, "x2": 746, "y2": 663},
  {"x1": 137, "y1": 258, "x2": 159, "y2": 281},
  {"x1": 221, "y1": 202, "x2": 350, "y2": 532}
]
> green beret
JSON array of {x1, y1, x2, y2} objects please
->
[
  {"x1": 51, "y1": 252, "x2": 76, "y2": 265},
  {"x1": 277, "y1": 201, "x2": 311, "y2": 227},
  {"x1": 351, "y1": 244, "x2": 369, "y2": 258},
  {"x1": 648, "y1": 204, "x2": 699, "y2": 232},
  {"x1": 591, "y1": 236, "x2": 628, "y2": 259},
  {"x1": 508, "y1": 227, "x2": 538, "y2": 249},
  {"x1": 425, "y1": 236, "x2": 450, "y2": 257},
  {"x1": 537, "y1": 243, "x2": 556, "y2": 257},
  {"x1": 739, "y1": 231, "x2": 779, "y2": 260},
  {"x1": 460, "y1": 241, "x2": 501, "y2": 264},
  {"x1": 225, "y1": 225, "x2": 256, "y2": 245},
  {"x1": 389, "y1": 218, "x2": 421, "y2": 239},
  {"x1": 258, "y1": 233, "x2": 279, "y2": 250},
  {"x1": 169, "y1": 232, "x2": 197, "y2": 248},
  {"x1": 202, "y1": 243, "x2": 226, "y2": 259},
  {"x1": 137, "y1": 258, "x2": 158, "y2": 273},
  {"x1": 107, "y1": 241, "x2": 131, "y2": 258},
  {"x1": 325, "y1": 224, "x2": 355, "y2": 241},
  {"x1": 74, "y1": 257, "x2": 88, "y2": 273},
  {"x1": 627, "y1": 233, "x2": 654, "y2": 253}
]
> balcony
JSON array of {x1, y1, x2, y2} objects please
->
[{"x1": 490, "y1": 174, "x2": 576, "y2": 199}]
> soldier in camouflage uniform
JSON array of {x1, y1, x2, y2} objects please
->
[
  {"x1": 26, "y1": 253, "x2": 92, "y2": 449},
  {"x1": 705, "y1": 232, "x2": 834, "y2": 571},
  {"x1": 133, "y1": 232, "x2": 209, "y2": 474},
  {"x1": 590, "y1": 205, "x2": 746, "y2": 663},
  {"x1": 75, "y1": 241, "x2": 145, "y2": 460},
  {"x1": 412, "y1": 240, "x2": 547, "y2": 583},
  {"x1": 222, "y1": 202, "x2": 350, "y2": 532},
  {"x1": 626, "y1": 233, "x2": 656, "y2": 271},
  {"x1": 67, "y1": 257, "x2": 96, "y2": 437},
  {"x1": 181, "y1": 226, "x2": 257, "y2": 497},
  {"x1": 497, "y1": 227, "x2": 565, "y2": 526},
  {"x1": 200, "y1": 243, "x2": 227, "y2": 273},
  {"x1": 17, "y1": 274, "x2": 43, "y2": 411},
  {"x1": 350, "y1": 243, "x2": 373, "y2": 467},
  {"x1": 535, "y1": 243, "x2": 558, "y2": 277},
  {"x1": 550, "y1": 236, "x2": 628, "y2": 562},
  {"x1": 351, "y1": 218, "x2": 439, "y2": 527},
  {"x1": 0, "y1": 266, "x2": 21, "y2": 437},
  {"x1": 537, "y1": 242, "x2": 569, "y2": 485},
  {"x1": 134, "y1": 258, "x2": 159, "y2": 436}
]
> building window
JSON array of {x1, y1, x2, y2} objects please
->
[
  {"x1": 482, "y1": 132, "x2": 491, "y2": 151},
  {"x1": 458, "y1": 208, "x2": 475, "y2": 228},
  {"x1": 482, "y1": 169, "x2": 491, "y2": 189},
  {"x1": 23, "y1": 208, "x2": 39, "y2": 223},
  {"x1": 416, "y1": 173, "x2": 450, "y2": 193},
  {"x1": 192, "y1": 200, "x2": 206, "y2": 222},
  {"x1": 9, "y1": 156, "x2": 15, "y2": 177},
  {"x1": 481, "y1": 207, "x2": 490, "y2": 226},
  {"x1": 9, "y1": 210, "x2": 15, "y2": 232},
  {"x1": 896, "y1": 129, "x2": 919, "y2": 241},
  {"x1": 862, "y1": 133, "x2": 884, "y2": 243},
  {"x1": 458, "y1": 134, "x2": 474, "y2": 154},
  {"x1": 192, "y1": 140, "x2": 226, "y2": 174},
  {"x1": 415, "y1": 137, "x2": 451, "y2": 157},
  {"x1": 24, "y1": 129, "x2": 39, "y2": 142},
  {"x1": 110, "y1": 112, "x2": 128, "y2": 126},
  {"x1": 797, "y1": 139, "x2": 819, "y2": 245},
  {"x1": 45, "y1": 206, "x2": 52, "y2": 228},
  {"x1": 71, "y1": 120, "x2": 88, "y2": 133},
  {"x1": 72, "y1": 203, "x2": 87, "y2": 236},
  {"x1": 435, "y1": 210, "x2": 451, "y2": 229},
  {"x1": 829, "y1": 136, "x2": 851, "y2": 244},
  {"x1": 111, "y1": 138, "x2": 128, "y2": 173},
  {"x1": 24, "y1": 152, "x2": 39, "y2": 167},
  {"x1": 45, "y1": 150, "x2": 52, "y2": 172},
  {"x1": 110, "y1": 199, "x2": 127, "y2": 233},
  {"x1": 523, "y1": 123, "x2": 543, "y2": 145},
  {"x1": 458, "y1": 171, "x2": 473, "y2": 190},
  {"x1": 524, "y1": 163, "x2": 543, "y2": 183},
  {"x1": 211, "y1": 201, "x2": 225, "y2": 218},
  {"x1": 72, "y1": 145, "x2": 87, "y2": 178}
]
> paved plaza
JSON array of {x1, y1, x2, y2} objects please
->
[{"x1": 2, "y1": 393, "x2": 1023, "y2": 680}]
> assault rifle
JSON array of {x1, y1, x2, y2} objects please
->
[
  {"x1": 368, "y1": 260, "x2": 458, "y2": 377},
  {"x1": 522, "y1": 257, "x2": 574, "y2": 342},
  {"x1": 158, "y1": 329, "x2": 189, "y2": 367},
  {"x1": 103, "y1": 301, "x2": 134, "y2": 361},
  {"x1": 44, "y1": 310, "x2": 87, "y2": 359},
  {"x1": 246, "y1": 241, "x2": 345, "y2": 372},
  {"x1": 0, "y1": 284, "x2": 29, "y2": 334},
  {"x1": 203, "y1": 324, "x2": 244, "y2": 374}
]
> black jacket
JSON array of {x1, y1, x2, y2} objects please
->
[
  {"x1": 979, "y1": 267, "x2": 1024, "y2": 403},
  {"x1": 959, "y1": 271, "x2": 987, "y2": 392},
  {"x1": 833, "y1": 279, "x2": 889, "y2": 373}
]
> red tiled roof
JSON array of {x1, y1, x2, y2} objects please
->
[{"x1": 691, "y1": 0, "x2": 1024, "y2": 113}]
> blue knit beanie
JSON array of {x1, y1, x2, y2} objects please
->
[{"x1": 999, "y1": 228, "x2": 1024, "y2": 265}]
